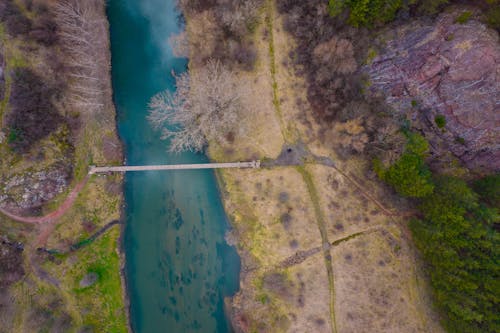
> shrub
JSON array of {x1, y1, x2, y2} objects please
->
[
  {"x1": 414, "y1": 0, "x2": 449, "y2": 15},
  {"x1": 0, "y1": 0, "x2": 32, "y2": 37},
  {"x1": 455, "y1": 136, "x2": 465, "y2": 145},
  {"x1": 473, "y1": 174, "x2": 500, "y2": 208},
  {"x1": 377, "y1": 132, "x2": 434, "y2": 198},
  {"x1": 177, "y1": 0, "x2": 263, "y2": 70},
  {"x1": 455, "y1": 11, "x2": 472, "y2": 24},
  {"x1": 365, "y1": 48, "x2": 377, "y2": 64},
  {"x1": 405, "y1": 131, "x2": 429, "y2": 155},
  {"x1": 434, "y1": 114, "x2": 446, "y2": 128},
  {"x1": 486, "y1": 6, "x2": 500, "y2": 30},
  {"x1": 328, "y1": 0, "x2": 404, "y2": 27},
  {"x1": 383, "y1": 152, "x2": 434, "y2": 197},
  {"x1": 29, "y1": 16, "x2": 58, "y2": 46}
]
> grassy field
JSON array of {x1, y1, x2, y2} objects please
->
[{"x1": 187, "y1": 1, "x2": 444, "y2": 332}]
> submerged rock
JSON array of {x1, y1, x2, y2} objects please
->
[{"x1": 365, "y1": 11, "x2": 500, "y2": 172}]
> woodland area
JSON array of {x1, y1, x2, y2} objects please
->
[{"x1": 376, "y1": 132, "x2": 499, "y2": 332}]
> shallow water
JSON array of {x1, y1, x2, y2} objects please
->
[{"x1": 107, "y1": 1, "x2": 240, "y2": 332}]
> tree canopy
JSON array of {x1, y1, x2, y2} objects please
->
[
  {"x1": 148, "y1": 60, "x2": 246, "y2": 153},
  {"x1": 328, "y1": 0, "x2": 405, "y2": 27},
  {"x1": 411, "y1": 176, "x2": 499, "y2": 333},
  {"x1": 376, "y1": 132, "x2": 500, "y2": 332},
  {"x1": 377, "y1": 132, "x2": 434, "y2": 198}
]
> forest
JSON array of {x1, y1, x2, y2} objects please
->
[{"x1": 377, "y1": 132, "x2": 499, "y2": 332}]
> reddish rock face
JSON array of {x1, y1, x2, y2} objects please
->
[{"x1": 365, "y1": 12, "x2": 500, "y2": 172}]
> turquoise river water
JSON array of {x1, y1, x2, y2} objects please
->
[{"x1": 107, "y1": 1, "x2": 240, "y2": 332}]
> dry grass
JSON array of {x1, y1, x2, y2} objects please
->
[
  {"x1": 284, "y1": 254, "x2": 332, "y2": 333},
  {"x1": 186, "y1": 1, "x2": 444, "y2": 332},
  {"x1": 332, "y1": 229, "x2": 442, "y2": 333},
  {"x1": 306, "y1": 164, "x2": 390, "y2": 241},
  {"x1": 221, "y1": 167, "x2": 322, "y2": 266}
]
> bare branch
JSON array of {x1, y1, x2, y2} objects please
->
[
  {"x1": 148, "y1": 59, "x2": 247, "y2": 153},
  {"x1": 54, "y1": 0, "x2": 109, "y2": 116}
]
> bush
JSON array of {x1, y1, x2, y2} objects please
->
[
  {"x1": 329, "y1": 0, "x2": 404, "y2": 27},
  {"x1": 405, "y1": 131, "x2": 429, "y2": 155},
  {"x1": 378, "y1": 132, "x2": 435, "y2": 198},
  {"x1": 434, "y1": 114, "x2": 446, "y2": 128},
  {"x1": 414, "y1": 0, "x2": 449, "y2": 15},
  {"x1": 455, "y1": 11, "x2": 472, "y2": 24},
  {"x1": 0, "y1": 0, "x2": 32, "y2": 37},
  {"x1": 29, "y1": 16, "x2": 58, "y2": 46},
  {"x1": 486, "y1": 6, "x2": 500, "y2": 30},
  {"x1": 473, "y1": 174, "x2": 500, "y2": 208},
  {"x1": 178, "y1": 0, "x2": 263, "y2": 70},
  {"x1": 383, "y1": 152, "x2": 435, "y2": 197},
  {"x1": 455, "y1": 136, "x2": 465, "y2": 145}
]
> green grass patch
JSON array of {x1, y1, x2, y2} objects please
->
[
  {"x1": 265, "y1": 1, "x2": 290, "y2": 142},
  {"x1": 365, "y1": 48, "x2": 377, "y2": 64},
  {"x1": 455, "y1": 11, "x2": 472, "y2": 24},
  {"x1": 70, "y1": 228, "x2": 126, "y2": 332}
]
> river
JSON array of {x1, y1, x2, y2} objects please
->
[{"x1": 106, "y1": 1, "x2": 241, "y2": 332}]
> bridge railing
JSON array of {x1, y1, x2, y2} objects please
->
[{"x1": 88, "y1": 160, "x2": 260, "y2": 174}]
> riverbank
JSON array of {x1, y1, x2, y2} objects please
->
[
  {"x1": 0, "y1": 1, "x2": 127, "y2": 331},
  {"x1": 184, "y1": 1, "x2": 443, "y2": 332}
]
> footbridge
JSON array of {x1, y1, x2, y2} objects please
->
[{"x1": 89, "y1": 160, "x2": 260, "y2": 174}]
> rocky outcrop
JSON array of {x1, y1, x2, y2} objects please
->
[
  {"x1": 0, "y1": 167, "x2": 70, "y2": 214},
  {"x1": 365, "y1": 11, "x2": 500, "y2": 172}
]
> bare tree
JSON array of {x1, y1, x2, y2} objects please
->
[
  {"x1": 217, "y1": 0, "x2": 262, "y2": 37},
  {"x1": 54, "y1": 0, "x2": 108, "y2": 116},
  {"x1": 148, "y1": 60, "x2": 245, "y2": 153},
  {"x1": 313, "y1": 37, "x2": 357, "y2": 75}
]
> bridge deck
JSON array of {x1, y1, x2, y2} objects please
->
[{"x1": 89, "y1": 160, "x2": 260, "y2": 174}]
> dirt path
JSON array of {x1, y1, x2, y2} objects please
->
[{"x1": 0, "y1": 176, "x2": 89, "y2": 224}]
